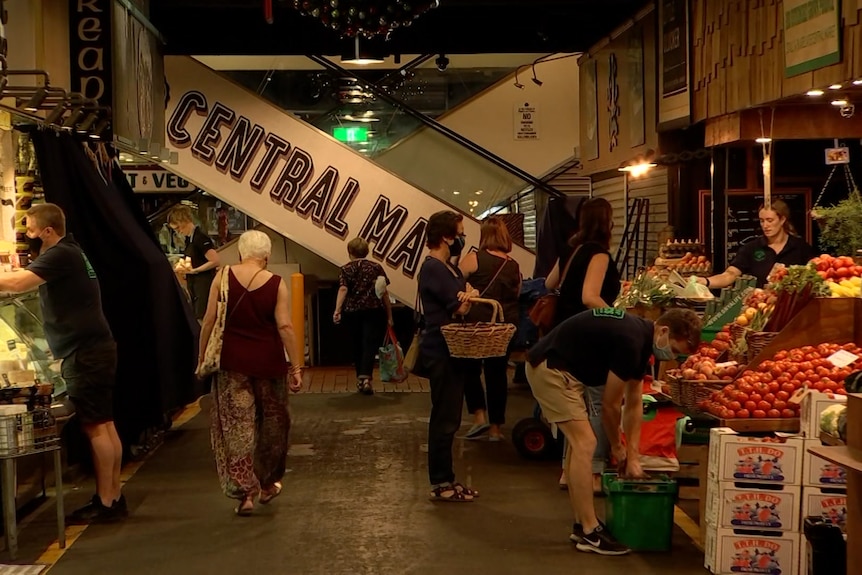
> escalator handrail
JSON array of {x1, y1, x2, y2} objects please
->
[{"x1": 306, "y1": 55, "x2": 566, "y2": 201}]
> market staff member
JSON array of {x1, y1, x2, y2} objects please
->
[
  {"x1": 0, "y1": 203, "x2": 125, "y2": 524},
  {"x1": 167, "y1": 205, "x2": 220, "y2": 320},
  {"x1": 526, "y1": 307, "x2": 701, "y2": 556},
  {"x1": 698, "y1": 199, "x2": 815, "y2": 289}
]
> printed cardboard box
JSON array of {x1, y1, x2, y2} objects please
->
[
  {"x1": 705, "y1": 525, "x2": 800, "y2": 575},
  {"x1": 802, "y1": 438, "x2": 848, "y2": 488},
  {"x1": 799, "y1": 391, "x2": 846, "y2": 438},
  {"x1": 802, "y1": 488, "x2": 848, "y2": 532},
  {"x1": 707, "y1": 482, "x2": 802, "y2": 532},
  {"x1": 709, "y1": 428, "x2": 804, "y2": 485}
]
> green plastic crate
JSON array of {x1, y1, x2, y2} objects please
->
[{"x1": 603, "y1": 473, "x2": 677, "y2": 552}]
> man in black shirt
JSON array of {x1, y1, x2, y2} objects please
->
[
  {"x1": 526, "y1": 307, "x2": 701, "y2": 555},
  {"x1": 0, "y1": 203, "x2": 124, "y2": 524},
  {"x1": 168, "y1": 205, "x2": 219, "y2": 320}
]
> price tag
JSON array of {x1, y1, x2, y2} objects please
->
[{"x1": 826, "y1": 349, "x2": 859, "y2": 368}]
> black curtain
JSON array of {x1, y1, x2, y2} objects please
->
[
  {"x1": 533, "y1": 195, "x2": 584, "y2": 278},
  {"x1": 30, "y1": 131, "x2": 202, "y2": 449}
]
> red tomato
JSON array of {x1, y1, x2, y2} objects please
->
[
  {"x1": 750, "y1": 393, "x2": 763, "y2": 404},
  {"x1": 723, "y1": 385, "x2": 735, "y2": 395},
  {"x1": 739, "y1": 382, "x2": 754, "y2": 394},
  {"x1": 813, "y1": 381, "x2": 826, "y2": 392},
  {"x1": 744, "y1": 400, "x2": 758, "y2": 412},
  {"x1": 801, "y1": 346, "x2": 816, "y2": 354},
  {"x1": 841, "y1": 256, "x2": 855, "y2": 267},
  {"x1": 721, "y1": 409, "x2": 735, "y2": 419},
  {"x1": 753, "y1": 409, "x2": 767, "y2": 418},
  {"x1": 736, "y1": 409, "x2": 750, "y2": 418},
  {"x1": 835, "y1": 267, "x2": 852, "y2": 278},
  {"x1": 767, "y1": 409, "x2": 781, "y2": 418},
  {"x1": 735, "y1": 391, "x2": 750, "y2": 402},
  {"x1": 776, "y1": 390, "x2": 791, "y2": 401},
  {"x1": 836, "y1": 389, "x2": 847, "y2": 395},
  {"x1": 759, "y1": 373, "x2": 774, "y2": 384},
  {"x1": 774, "y1": 351, "x2": 788, "y2": 361},
  {"x1": 781, "y1": 408, "x2": 796, "y2": 418},
  {"x1": 757, "y1": 400, "x2": 772, "y2": 412},
  {"x1": 773, "y1": 400, "x2": 787, "y2": 411},
  {"x1": 794, "y1": 372, "x2": 807, "y2": 382},
  {"x1": 763, "y1": 392, "x2": 776, "y2": 404},
  {"x1": 799, "y1": 361, "x2": 813, "y2": 371},
  {"x1": 768, "y1": 382, "x2": 780, "y2": 393},
  {"x1": 728, "y1": 400, "x2": 742, "y2": 411}
]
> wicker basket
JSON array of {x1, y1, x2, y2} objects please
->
[
  {"x1": 729, "y1": 323, "x2": 748, "y2": 344},
  {"x1": 746, "y1": 331, "x2": 778, "y2": 360},
  {"x1": 666, "y1": 372, "x2": 725, "y2": 410},
  {"x1": 441, "y1": 298, "x2": 517, "y2": 359}
]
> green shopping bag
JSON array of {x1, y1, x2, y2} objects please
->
[{"x1": 379, "y1": 326, "x2": 407, "y2": 382}]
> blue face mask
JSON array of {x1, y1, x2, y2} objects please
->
[{"x1": 653, "y1": 331, "x2": 675, "y2": 361}]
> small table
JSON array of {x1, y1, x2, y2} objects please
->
[{"x1": 1, "y1": 443, "x2": 65, "y2": 560}]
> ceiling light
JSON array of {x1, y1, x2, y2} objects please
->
[
  {"x1": 618, "y1": 162, "x2": 656, "y2": 178},
  {"x1": 149, "y1": 142, "x2": 162, "y2": 158},
  {"x1": 755, "y1": 137, "x2": 772, "y2": 144},
  {"x1": 829, "y1": 84, "x2": 843, "y2": 90},
  {"x1": 475, "y1": 190, "x2": 483, "y2": 195},
  {"x1": 806, "y1": 89, "x2": 824, "y2": 96},
  {"x1": 138, "y1": 138, "x2": 149, "y2": 153},
  {"x1": 122, "y1": 156, "x2": 133, "y2": 162},
  {"x1": 453, "y1": 191, "x2": 460, "y2": 195},
  {"x1": 159, "y1": 148, "x2": 171, "y2": 163},
  {"x1": 341, "y1": 37, "x2": 385, "y2": 66},
  {"x1": 853, "y1": 79, "x2": 862, "y2": 86},
  {"x1": 831, "y1": 99, "x2": 849, "y2": 106},
  {"x1": 23, "y1": 88, "x2": 46, "y2": 112}
]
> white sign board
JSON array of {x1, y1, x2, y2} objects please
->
[
  {"x1": 825, "y1": 147, "x2": 850, "y2": 165},
  {"x1": 514, "y1": 103, "x2": 539, "y2": 140},
  {"x1": 124, "y1": 168, "x2": 197, "y2": 193},
  {"x1": 163, "y1": 57, "x2": 535, "y2": 306},
  {"x1": 783, "y1": 0, "x2": 841, "y2": 77}
]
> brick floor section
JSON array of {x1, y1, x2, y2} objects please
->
[{"x1": 302, "y1": 366, "x2": 430, "y2": 393}]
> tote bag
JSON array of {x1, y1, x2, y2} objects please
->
[
  {"x1": 196, "y1": 265, "x2": 230, "y2": 378},
  {"x1": 379, "y1": 326, "x2": 407, "y2": 382}
]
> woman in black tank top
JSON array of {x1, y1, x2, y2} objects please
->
[{"x1": 458, "y1": 217, "x2": 521, "y2": 441}]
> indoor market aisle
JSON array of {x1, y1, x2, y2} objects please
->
[{"x1": 27, "y1": 389, "x2": 705, "y2": 575}]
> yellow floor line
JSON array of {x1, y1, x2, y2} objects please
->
[
  {"x1": 674, "y1": 505, "x2": 705, "y2": 551},
  {"x1": 36, "y1": 398, "x2": 203, "y2": 571}
]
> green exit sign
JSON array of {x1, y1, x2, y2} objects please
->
[{"x1": 333, "y1": 126, "x2": 368, "y2": 143}]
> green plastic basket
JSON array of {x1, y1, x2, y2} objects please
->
[{"x1": 603, "y1": 473, "x2": 678, "y2": 552}]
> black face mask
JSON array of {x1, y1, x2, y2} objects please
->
[
  {"x1": 27, "y1": 235, "x2": 43, "y2": 258},
  {"x1": 449, "y1": 235, "x2": 465, "y2": 258}
]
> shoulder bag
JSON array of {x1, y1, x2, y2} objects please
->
[
  {"x1": 528, "y1": 246, "x2": 580, "y2": 332},
  {"x1": 196, "y1": 266, "x2": 264, "y2": 377}
]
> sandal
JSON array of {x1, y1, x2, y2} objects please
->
[
  {"x1": 452, "y1": 482, "x2": 480, "y2": 498},
  {"x1": 259, "y1": 482, "x2": 283, "y2": 505},
  {"x1": 234, "y1": 496, "x2": 254, "y2": 516},
  {"x1": 429, "y1": 484, "x2": 474, "y2": 503}
]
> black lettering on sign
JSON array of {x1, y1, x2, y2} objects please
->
[
  {"x1": 359, "y1": 195, "x2": 408, "y2": 259},
  {"x1": 296, "y1": 166, "x2": 338, "y2": 225},
  {"x1": 325, "y1": 177, "x2": 359, "y2": 239},
  {"x1": 167, "y1": 91, "x2": 208, "y2": 148},
  {"x1": 69, "y1": 0, "x2": 112, "y2": 138},
  {"x1": 192, "y1": 102, "x2": 235, "y2": 165},
  {"x1": 250, "y1": 133, "x2": 291, "y2": 194},
  {"x1": 386, "y1": 218, "x2": 427, "y2": 278},
  {"x1": 215, "y1": 116, "x2": 265, "y2": 181},
  {"x1": 271, "y1": 148, "x2": 313, "y2": 208}
]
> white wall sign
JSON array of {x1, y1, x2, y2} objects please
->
[
  {"x1": 163, "y1": 57, "x2": 535, "y2": 305},
  {"x1": 783, "y1": 0, "x2": 841, "y2": 77},
  {"x1": 124, "y1": 168, "x2": 197, "y2": 193},
  {"x1": 514, "y1": 103, "x2": 539, "y2": 140}
]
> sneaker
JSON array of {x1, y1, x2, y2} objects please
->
[
  {"x1": 569, "y1": 523, "x2": 585, "y2": 543},
  {"x1": 68, "y1": 495, "x2": 123, "y2": 525},
  {"x1": 464, "y1": 423, "x2": 490, "y2": 440},
  {"x1": 113, "y1": 494, "x2": 129, "y2": 518},
  {"x1": 576, "y1": 524, "x2": 631, "y2": 556}
]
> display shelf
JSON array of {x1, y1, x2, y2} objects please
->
[
  {"x1": 820, "y1": 432, "x2": 846, "y2": 447},
  {"x1": 807, "y1": 445, "x2": 862, "y2": 474},
  {"x1": 702, "y1": 414, "x2": 800, "y2": 433}
]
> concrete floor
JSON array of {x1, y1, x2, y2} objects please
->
[{"x1": 11, "y1": 386, "x2": 706, "y2": 574}]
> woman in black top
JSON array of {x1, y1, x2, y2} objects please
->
[
  {"x1": 543, "y1": 197, "x2": 620, "y2": 492},
  {"x1": 168, "y1": 205, "x2": 220, "y2": 320},
  {"x1": 699, "y1": 199, "x2": 815, "y2": 289},
  {"x1": 418, "y1": 211, "x2": 480, "y2": 502},
  {"x1": 458, "y1": 217, "x2": 521, "y2": 441}
]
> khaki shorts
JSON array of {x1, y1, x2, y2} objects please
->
[{"x1": 525, "y1": 360, "x2": 588, "y2": 423}]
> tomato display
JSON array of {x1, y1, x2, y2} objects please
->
[
  {"x1": 698, "y1": 341, "x2": 862, "y2": 419},
  {"x1": 811, "y1": 254, "x2": 862, "y2": 281}
]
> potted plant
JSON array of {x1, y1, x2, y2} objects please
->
[{"x1": 813, "y1": 187, "x2": 862, "y2": 256}]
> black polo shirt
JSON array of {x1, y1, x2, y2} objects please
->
[
  {"x1": 527, "y1": 308, "x2": 655, "y2": 387},
  {"x1": 184, "y1": 227, "x2": 215, "y2": 269},
  {"x1": 730, "y1": 234, "x2": 815, "y2": 287},
  {"x1": 27, "y1": 235, "x2": 114, "y2": 359}
]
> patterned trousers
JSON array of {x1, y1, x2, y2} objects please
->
[{"x1": 210, "y1": 370, "x2": 291, "y2": 499}]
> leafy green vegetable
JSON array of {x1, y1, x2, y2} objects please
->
[{"x1": 815, "y1": 188, "x2": 862, "y2": 255}]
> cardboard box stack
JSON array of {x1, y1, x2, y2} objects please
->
[
  {"x1": 798, "y1": 392, "x2": 848, "y2": 571},
  {"x1": 704, "y1": 428, "x2": 805, "y2": 575}
]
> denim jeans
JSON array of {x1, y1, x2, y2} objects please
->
[{"x1": 585, "y1": 385, "x2": 610, "y2": 474}]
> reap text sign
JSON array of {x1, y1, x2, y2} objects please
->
[
  {"x1": 164, "y1": 57, "x2": 534, "y2": 304},
  {"x1": 69, "y1": 0, "x2": 113, "y2": 136}
]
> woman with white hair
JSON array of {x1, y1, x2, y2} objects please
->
[{"x1": 199, "y1": 230, "x2": 304, "y2": 516}]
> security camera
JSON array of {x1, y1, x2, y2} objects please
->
[
  {"x1": 435, "y1": 54, "x2": 449, "y2": 72},
  {"x1": 840, "y1": 104, "x2": 855, "y2": 118}
]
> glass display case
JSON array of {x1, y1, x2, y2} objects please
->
[{"x1": 0, "y1": 290, "x2": 66, "y2": 398}]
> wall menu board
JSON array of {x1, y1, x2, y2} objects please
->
[{"x1": 698, "y1": 189, "x2": 812, "y2": 265}]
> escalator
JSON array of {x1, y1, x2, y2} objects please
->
[{"x1": 159, "y1": 56, "x2": 561, "y2": 304}]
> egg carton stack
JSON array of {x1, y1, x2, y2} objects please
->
[
  {"x1": 797, "y1": 392, "x2": 848, "y2": 570},
  {"x1": 704, "y1": 428, "x2": 805, "y2": 575}
]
